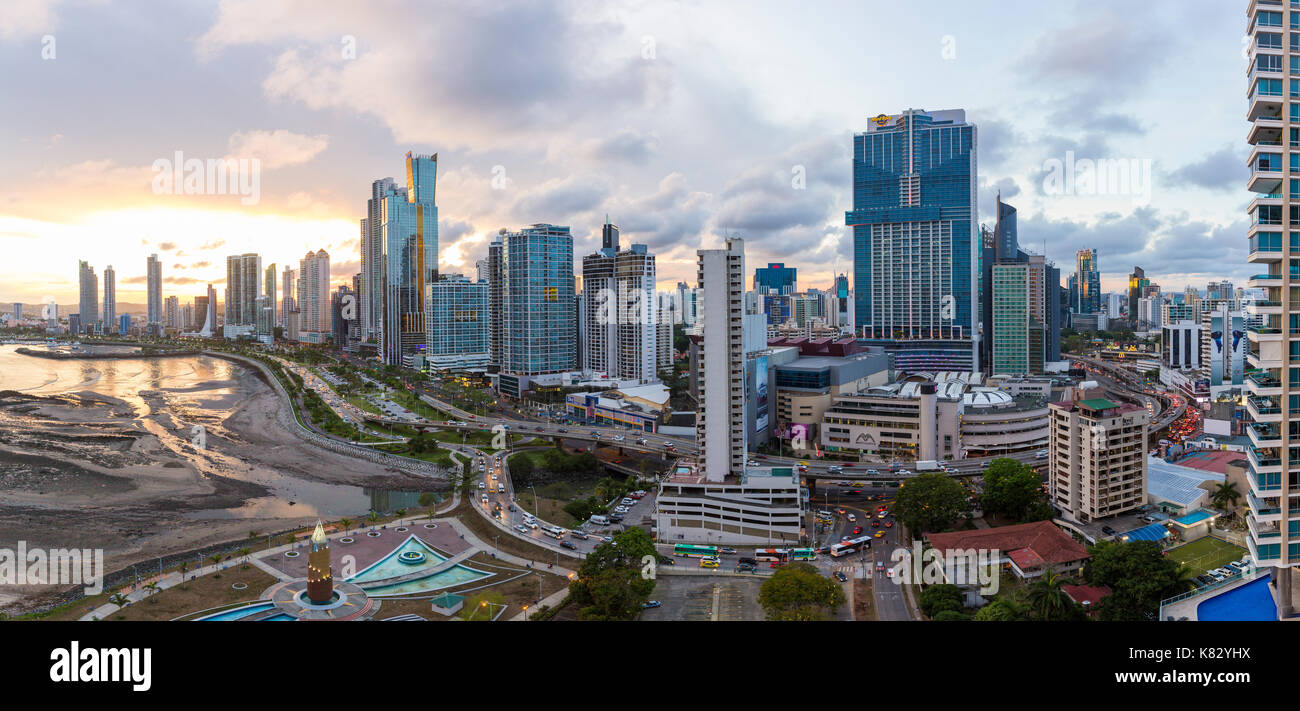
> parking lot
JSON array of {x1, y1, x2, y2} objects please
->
[{"x1": 638, "y1": 575, "x2": 764, "y2": 621}]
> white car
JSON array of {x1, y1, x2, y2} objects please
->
[
  {"x1": 613, "y1": 435, "x2": 625, "y2": 442},
  {"x1": 620, "y1": 498, "x2": 635, "y2": 506},
  {"x1": 614, "y1": 506, "x2": 630, "y2": 514}
]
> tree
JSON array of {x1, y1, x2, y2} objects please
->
[
  {"x1": 108, "y1": 593, "x2": 130, "y2": 612},
  {"x1": 237, "y1": 547, "x2": 251, "y2": 570},
  {"x1": 1025, "y1": 570, "x2": 1082, "y2": 621},
  {"x1": 208, "y1": 553, "x2": 224, "y2": 578},
  {"x1": 973, "y1": 598, "x2": 1027, "y2": 621},
  {"x1": 1209, "y1": 481, "x2": 1241, "y2": 512},
  {"x1": 918, "y1": 583, "x2": 965, "y2": 618},
  {"x1": 143, "y1": 581, "x2": 160, "y2": 602},
  {"x1": 931, "y1": 610, "x2": 970, "y2": 621},
  {"x1": 570, "y1": 528, "x2": 657, "y2": 620},
  {"x1": 509, "y1": 453, "x2": 536, "y2": 479},
  {"x1": 177, "y1": 561, "x2": 190, "y2": 589},
  {"x1": 757, "y1": 563, "x2": 846, "y2": 621},
  {"x1": 893, "y1": 473, "x2": 971, "y2": 533},
  {"x1": 981, "y1": 458, "x2": 1045, "y2": 522},
  {"x1": 1084, "y1": 540, "x2": 1194, "y2": 621}
]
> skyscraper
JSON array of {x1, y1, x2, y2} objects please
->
[
  {"x1": 264, "y1": 263, "x2": 277, "y2": 331},
  {"x1": 281, "y1": 266, "x2": 297, "y2": 333},
  {"x1": 224, "y1": 253, "x2": 261, "y2": 337},
  {"x1": 1245, "y1": 1, "x2": 1298, "y2": 617},
  {"x1": 492, "y1": 224, "x2": 576, "y2": 393},
  {"x1": 359, "y1": 178, "x2": 394, "y2": 346},
  {"x1": 846, "y1": 109, "x2": 978, "y2": 369},
  {"x1": 753, "y1": 263, "x2": 797, "y2": 295},
  {"x1": 380, "y1": 153, "x2": 439, "y2": 365},
  {"x1": 298, "y1": 249, "x2": 331, "y2": 344},
  {"x1": 991, "y1": 257, "x2": 1048, "y2": 375},
  {"x1": 1069, "y1": 248, "x2": 1101, "y2": 315},
  {"x1": 102, "y1": 264, "x2": 115, "y2": 334},
  {"x1": 424, "y1": 274, "x2": 489, "y2": 369},
  {"x1": 1127, "y1": 266, "x2": 1149, "y2": 322},
  {"x1": 146, "y1": 253, "x2": 162, "y2": 335},
  {"x1": 77, "y1": 260, "x2": 97, "y2": 335},
  {"x1": 581, "y1": 218, "x2": 659, "y2": 383},
  {"x1": 164, "y1": 295, "x2": 179, "y2": 330},
  {"x1": 695, "y1": 238, "x2": 749, "y2": 482}
]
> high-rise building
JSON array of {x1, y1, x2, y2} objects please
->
[
  {"x1": 281, "y1": 266, "x2": 297, "y2": 331},
  {"x1": 753, "y1": 263, "x2": 797, "y2": 295},
  {"x1": 146, "y1": 253, "x2": 162, "y2": 335},
  {"x1": 380, "y1": 153, "x2": 439, "y2": 365},
  {"x1": 164, "y1": 295, "x2": 179, "y2": 330},
  {"x1": 1048, "y1": 392, "x2": 1148, "y2": 523},
  {"x1": 580, "y1": 218, "x2": 658, "y2": 383},
  {"x1": 695, "y1": 238, "x2": 749, "y2": 482},
  {"x1": 331, "y1": 285, "x2": 354, "y2": 349},
  {"x1": 359, "y1": 178, "x2": 394, "y2": 346},
  {"x1": 1127, "y1": 266, "x2": 1149, "y2": 322},
  {"x1": 1070, "y1": 249, "x2": 1101, "y2": 314},
  {"x1": 77, "y1": 260, "x2": 97, "y2": 335},
  {"x1": 487, "y1": 237, "x2": 504, "y2": 369},
  {"x1": 991, "y1": 257, "x2": 1048, "y2": 375},
  {"x1": 264, "y1": 263, "x2": 277, "y2": 331},
  {"x1": 492, "y1": 224, "x2": 576, "y2": 390},
  {"x1": 847, "y1": 109, "x2": 978, "y2": 369},
  {"x1": 12, "y1": 303, "x2": 21, "y2": 321},
  {"x1": 298, "y1": 249, "x2": 331, "y2": 344},
  {"x1": 224, "y1": 253, "x2": 261, "y2": 336},
  {"x1": 102, "y1": 265, "x2": 115, "y2": 334},
  {"x1": 200, "y1": 284, "x2": 217, "y2": 337},
  {"x1": 673, "y1": 281, "x2": 698, "y2": 326},
  {"x1": 424, "y1": 274, "x2": 489, "y2": 370}
]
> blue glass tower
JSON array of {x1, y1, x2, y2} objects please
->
[
  {"x1": 846, "y1": 109, "x2": 978, "y2": 369},
  {"x1": 754, "y1": 263, "x2": 797, "y2": 295},
  {"x1": 380, "y1": 153, "x2": 439, "y2": 365}
]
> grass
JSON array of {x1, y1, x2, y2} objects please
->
[
  {"x1": 452, "y1": 499, "x2": 582, "y2": 565},
  {"x1": 364, "y1": 553, "x2": 569, "y2": 621},
  {"x1": 1166, "y1": 536, "x2": 1246, "y2": 577},
  {"x1": 103, "y1": 566, "x2": 278, "y2": 621},
  {"x1": 514, "y1": 490, "x2": 579, "y2": 527}
]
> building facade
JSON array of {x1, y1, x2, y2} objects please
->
[
  {"x1": 146, "y1": 253, "x2": 162, "y2": 335},
  {"x1": 1048, "y1": 395, "x2": 1148, "y2": 523},
  {"x1": 424, "y1": 274, "x2": 489, "y2": 370}
]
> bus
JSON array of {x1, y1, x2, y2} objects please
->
[
  {"x1": 674, "y1": 544, "x2": 720, "y2": 558},
  {"x1": 789, "y1": 548, "x2": 817, "y2": 561},
  {"x1": 754, "y1": 548, "x2": 819, "y2": 563},
  {"x1": 542, "y1": 527, "x2": 565, "y2": 540},
  {"x1": 830, "y1": 536, "x2": 872, "y2": 557}
]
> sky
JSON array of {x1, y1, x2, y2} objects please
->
[{"x1": 0, "y1": 0, "x2": 1257, "y2": 309}]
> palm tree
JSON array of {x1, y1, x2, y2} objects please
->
[
  {"x1": 237, "y1": 547, "x2": 252, "y2": 570},
  {"x1": 143, "y1": 581, "x2": 160, "y2": 602},
  {"x1": 1025, "y1": 570, "x2": 1076, "y2": 621},
  {"x1": 339, "y1": 517, "x2": 352, "y2": 533},
  {"x1": 1210, "y1": 481, "x2": 1241, "y2": 512},
  {"x1": 177, "y1": 561, "x2": 190, "y2": 589},
  {"x1": 367, "y1": 510, "x2": 379, "y2": 525},
  {"x1": 108, "y1": 593, "x2": 130, "y2": 611},
  {"x1": 208, "y1": 553, "x2": 224, "y2": 578}
]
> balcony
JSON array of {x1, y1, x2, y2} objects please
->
[
  {"x1": 1247, "y1": 272, "x2": 1284, "y2": 288},
  {"x1": 1247, "y1": 371, "x2": 1283, "y2": 395},
  {"x1": 1248, "y1": 395, "x2": 1283, "y2": 422},
  {"x1": 1248, "y1": 422, "x2": 1282, "y2": 447},
  {"x1": 1248, "y1": 491, "x2": 1283, "y2": 521},
  {"x1": 1248, "y1": 88, "x2": 1285, "y2": 124},
  {"x1": 1248, "y1": 113, "x2": 1284, "y2": 145},
  {"x1": 1248, "y1": 324, "x2": 1284, "y2": 344},
  {"x1": 1248, "y1": 300, "x2": 1282, "y2": 316},
  {"x1": 1248, "y1": 515, "x2": 1282, "y2": 542},
  {"x1": 1247, "y1": 447, "x2": 1283, "y2": 473},
  {"x1": 1248, "y1": 162, "x2": 1283, "y2": 194}
]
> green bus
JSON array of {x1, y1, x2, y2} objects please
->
[
  {"x1": 673, "y1": 544, "x2": 721, "y2": 558},
  {"x1": 789, "y1": 548, "x2": 818, "y2": 561}
]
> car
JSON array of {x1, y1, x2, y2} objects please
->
[
  {"x1": 874, "y1": 531, "x2": 885, "y2": 538},
  {"x1": 535, "y1": 426, "x2": 545, "y2": 432},
  {"x1": 896, "y1": 469, "x2": 911, "y2": 476},
  {"x1": 865, "y1": 469, "x2": 879, "y2": 475},
  {"x1": 658, "y1": 556, "x2": 675, "y2": 565},
  {"x1": 719, "y1": 547, "x2": 737, "y2": 554},
  {"x1": 877, "y1": 512, "x2": 888, "y2": 519},
  {"x1": 1196, "y1": 574, "x2": 1216, "y2": 586},
  {"x1": 871, "y1": 520, "x2": 880, "y2": 528},
  {"x1": 833, "y1": 571, "x2": 848, "y2": 582},
  {"x1": 1101, "y1": 525, "x2": 1117, "y2": 536},
  {"x1": 601, "y1": 536, "x2": 613, "y2": 543},
  {"x1": 514, "y1": 524, "x2": 529, "y2": 534},
  {"x1": 841, "y1": 535, "x2": 853, "y2": 542},
  {"x1": 641, "y1": 600, "x2": 662, "y2": 609},
  {"x1": 614, "y1": 435, "x2": 625, "y2": 442},
  {"x1": 836, "y1": 508, "x2": 847, "y2": 515},
  {"x1": 557, "y1": 428, "x2": 568, "y2": 433},
  {"x1": 478, "y1": 482, "x2": 486, "y2": 489},
  {"x1": 1035, "y1": 450, "x2": 1049, "y2": 459},
  {"x1": 885, "y1": 567, "x2": 894, "y2": 578},
  {"x1": 700, "y1": 559, "x2": 720, "y2": 569},
  {"x1": 737, "y1": 563, "x2": 757, "y2": 572},
  {"x1": 1227, "y1": 561, "x2": 1246, "y2": 572},
  {"x1": 569, "y1": 530, "x2": 589, "y2": 540},
  {"x1": 559, "y1": 541, "x2": 577, "y2": 550},
  {"x1": 846, "y1": 514, "x2": 856, "y2": 522},
  {"x1": 885, "y1": 521, "x2": 894, "y2": 528},
  {"x1": 636, "y1": 438, "x2": 648, "y2": 445},
  {"x1": 508, "y1": 505, "x2": 516, "y2": 512},
  {"x1": 747, "y1": 460, "x2": 759, "y2": 467},
  {"x1": 525, "y1": 521, "x2": 538, "y2": 530},
  {"x1": 852, "y1": 526, "x2": 863, "y2": 534},
  {"x1": 614, "y1": 506, "x2": 630, "y2": 514}
]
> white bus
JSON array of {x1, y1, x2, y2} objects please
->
[
  {"x1": 830, "y1": 536, "x2": 872, "y2": 557},
  {"x1": 542, "y1": 527, "x2": 565, "y2": 540}
]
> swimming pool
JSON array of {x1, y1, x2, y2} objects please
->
[
  {"x1": 361, "y1": 564, "x2": 491, "y2": 596},
  {"x1": 197, "y1": 602, "x2": 275, "y2": 621},
  {"x1": 1196, "y1": 577, "x2": 1277, "y2": 621},
  {"x1": 346, "y1": 536, "x2": 449, "y2": 583}
]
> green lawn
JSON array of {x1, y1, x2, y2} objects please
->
[{"x1": 1166, "y1": 537, "x2": 1245, "y2": 577}]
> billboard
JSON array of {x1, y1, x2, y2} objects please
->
[{"x1": 1207, "y1": 312, "x2": 1244, "y2": 387}]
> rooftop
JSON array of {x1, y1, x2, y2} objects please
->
[{"x1": 926, "y1": 520, "x2": 1089, "y2": 569}]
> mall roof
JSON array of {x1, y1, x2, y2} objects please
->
[{"x1": 1147, "y1": 455, "x2": 1225, "y2": 508}]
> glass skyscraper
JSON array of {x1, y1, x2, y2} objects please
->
[
  {"x1": 846, "y1": 108, "x2": 978, "y2": 369},
  {"x1": 753, "y1": 263, "x2": 797, "y2": 295},
  {"x1": 425, "y1": 274, "x2": 489, "y2": 369},
  {"x1": 495, "y1": 224, "x2": 576, "y2": 376},
  {"x1": 380, "y1": 153, "x2": 439, "y2": 365}
]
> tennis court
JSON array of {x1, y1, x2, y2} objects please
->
[{"x1": 1166, "y1": 536, "x2": 1245, "y2": 577}]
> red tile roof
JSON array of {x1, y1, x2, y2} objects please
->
[
  {"x1": 926, "y1": 521, "x2": 1090, "y2": 569},
  {"x1": 1062, "y1": 584, "x2": 1112, "y2": 607}
]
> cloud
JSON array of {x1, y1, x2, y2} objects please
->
[
  {"x1": 1165, "y1": 145, "x2": 1247, "y2": 192},
  {"x1": 226, "y1": 129, "x2": 329, "y2": 170},
  {"x1": 0, "y1": 0, "x2": 62, "y2": 41}
]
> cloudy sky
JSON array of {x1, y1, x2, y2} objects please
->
[{"x1": 0, "y1": 0, "x2": 1255, "y2": 308}]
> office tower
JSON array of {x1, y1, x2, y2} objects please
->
[
  {"x1": 118, "y1": 313, "x2": 131, "y2": 336},
  {"x1": 224, "y1": 253, "x2": 261, "y2": 336},
  {"x1": 68, "y1": 313, "x2": 81, "y2": 336},
  {"x1": 331, "y1": 285, "x2": 354, "y2": 348},
  {"x1": 298, "y1": 249, "x2": 331, "y2": 344},
  {"x1": 1048, "y1": 392, "x2": 1148, "y2": 523},
  {"x1": 847, "y1": 109, "x2": 978, "y2": 369},
  {"x1": 164, "y1": 295, "x2": 178, "y2": 330},
  {"x1": 475, "y1": 258, "x2": 489, "y2": 284},
  {"x1": 180, "y1": 303, "x2": 193, "y2": 332},
  {"x1": 493, "y1": 224, "x2": 576, "y2": 389},
  {"x1": 281, "y1": 266, "x2": 297, "y2": 329},
  {"x1": 1200, "y1": 302, "x2": 1245, "y2": 396},
  {"x1": 991, "y1": 257, "x2": 1049, "y2": 375},
  {"x1": 1162, "y1": 319, "x2": 1200, "y2": 370},
  {"x1": 359, "y1": 178, "x2": 394, "y2": 345},
  {"x1": 146, "y1": 253, "x2": 162, "y2": 335},
  {"x1": 12, "y1": 303, "x2": 21, "y2": 321},
  {"x1": 487, "y1": 237, "x2": 504, "y2": 369},
  {"x1": 264, "y1": 263, "x2": 277, "y2": 330},
  {"x1": 657, "y1": 320, "x2": 673, "y2": 372},
  {"x1": 351, "y1": 273, "x2": 362, "y2": 346},
  {"x1": 194, "y1": 294, "x2": 209, "y2": 331},
  {"x1": 695, "y1": 238, "x2": 749, "y2": 482},
  {"x1": 102, "y1": 265, "x2": 115, "y2": 334},
  {"x1": 1127, "y1": 266, "x2": 1149, "y2": 321},
  {"x1": 581, "y1": 218, "x2": 658, "y2": 383},
  {"x1": 380, "y1": 153, "x2": 439, "y2": 365},
  {"x1": 424, "y1": 274, "x2": 489, "y2": 369},
  {"x1": 672, "y1": 281, "x2": 698, "y2": 326},
  {"x1": 1070, "y1": 249, "x2": 1101, "y2": 314},
  {"x1": 254, "y1": 294, "x2": 272, "y2": 340},
  {"x1": 1207, "y1": 280, "x2": 1235, "y2": 301},
  {"x1": 753, "y1": 263, "x2": 797, "y2": 295},
  {"x1": 831, "y1": 273, "x2": 852, "y2": 332},
  {"x1": 77, "y1": 260, "x2": 97, "y2": 334}
]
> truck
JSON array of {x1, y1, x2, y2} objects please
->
[{"x1": 915, "y1": 460, "x2": 942, "y2": 472}]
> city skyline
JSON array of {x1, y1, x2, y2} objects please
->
[{"x1": 0, "y1": 0, "x2": 1259, "y2": 306}]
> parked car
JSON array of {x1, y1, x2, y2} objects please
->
[
  {"x1": 1101, "y1": 525, "x2": 1117, "y2": 536},
  {"x1": 833, "y1": 571, "x2": 848, "y2": 583},
  {"x1": 642, "y1": 600, "x2": 662, "y2": 609}
]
